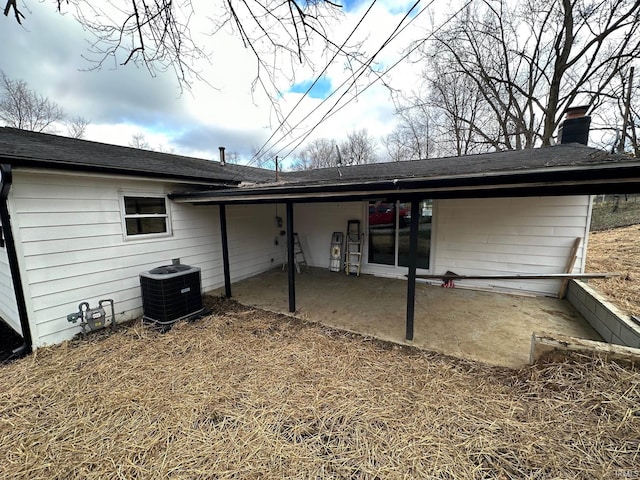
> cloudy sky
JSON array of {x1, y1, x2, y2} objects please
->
[{"x1": 0, "y1": 0, "x2": 435, "y2": 167}]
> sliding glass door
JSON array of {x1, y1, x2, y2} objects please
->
[{"x1": 368, "y1": 199, "x2": 432, "y2": 270}]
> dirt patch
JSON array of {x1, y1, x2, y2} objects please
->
[
  {"x1": 0, "y1": 299, "x2": 638, "y2": 479},
  {"x1": 586, "y1": 224, "x2": 640, "y2": 316}
]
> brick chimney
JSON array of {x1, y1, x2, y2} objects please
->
[{"x1": 558, "y1": 105, "x2": 591, "y2": 145}]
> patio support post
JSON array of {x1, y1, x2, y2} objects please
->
[
  {"x1": 286, "y1": 201, "x2": 296, "y2": 313},
  {"x1": 219, "y1": 204, "x2": 232, "y2": 298},
  {"x1": 405, "y1": 198, "x2": 420, "y2": 341}
]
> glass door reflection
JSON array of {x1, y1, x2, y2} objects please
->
[{"x1": 368, "y1": 199, "x2": 432, "y2": 270}]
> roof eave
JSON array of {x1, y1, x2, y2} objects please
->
[
  {"x1": 170, "y1": 162, "x2": 640, "y2": 204},
  {"x1": 0, "y1": 155, "x2": 242, "y2": 187}
]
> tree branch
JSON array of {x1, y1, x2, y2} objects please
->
[{"x1": 3, "y1": 0, "x2": 25, "y2": 23}]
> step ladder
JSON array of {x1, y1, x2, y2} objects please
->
[
  {"x1": 345, "y1": 220, "x2": 363, "y2": 276},
  {"x1": 282, "y1": 232, "x2": 308, "y2": 273},
  {"x1": 329, "y1": 232, "x2": 344, "y2": 272}
]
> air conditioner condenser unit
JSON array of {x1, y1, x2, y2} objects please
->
[{"x1": 139, "y1": 263, "x2": 205, "y2": 328}]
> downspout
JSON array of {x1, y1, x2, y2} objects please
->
[{"x1": 0, "y1": 164, "x2": 33, "y2": 357}]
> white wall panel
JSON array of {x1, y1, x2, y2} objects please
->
[
  {"x1": 11, "y1": 171, "x2": 283, "y2": 347},
  {"x1": 433, "y1": 196, "x2": 591, "y2": 295},
  {"x1": 292, "y1": 202, "x2": 363, "y2": 268}
]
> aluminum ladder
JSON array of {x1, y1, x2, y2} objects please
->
[
  {"x1": 282, "y1": 232, "x2": 308, "y2": 273},
  {"x1": 345, "y1": 220, "x2": 363, "y2": 276}
]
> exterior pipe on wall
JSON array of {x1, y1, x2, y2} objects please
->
[{"x1": 0, "y1": 164, "x2": 33, "y2": 357}]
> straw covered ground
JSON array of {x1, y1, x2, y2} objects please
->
[
  {"x1": 1, "y1": 297, "x2": 639, "y2": 479},
  {"x1": 586, "y1": 224, "x2": 640, "y2": 317}
]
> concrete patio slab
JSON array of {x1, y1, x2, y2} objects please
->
[{"x1": 213, "y1": 267, "x2": 601, "y2": 367}]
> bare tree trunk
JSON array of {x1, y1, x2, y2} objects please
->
[
  {"x1": 541, "y1": 0, "x2": 574, "y2": 146},
  {"x1": 618, "y1": 67, "x2": 634, "y2": 154}
]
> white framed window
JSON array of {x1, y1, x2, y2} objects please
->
[{"x1": 121, "y1": 194, "x2": 172, "y2": 239}]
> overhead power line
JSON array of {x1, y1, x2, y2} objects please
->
[
  {"x1": 253, "y1": 0, "x2": 432, "y2": 165},
  {"x1": 249, "y1": 0, "x2": 379, "y2": 165},
  {"x1": 274, "y1": 0, "x2": 474, "y2": 163},
  {"x1": 280, "y1": 1, "x2": 425, "y2": 160}
]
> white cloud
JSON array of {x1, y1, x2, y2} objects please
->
[{"x1": 0, "y1": 1, "x2": 430, "y2": 164}]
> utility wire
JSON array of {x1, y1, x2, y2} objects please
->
[
  {"x1": 255, "y1": 0, "x2": 431, "y2": 165},
  {"x1": 249, "y1": 1, "x2": 424, "y2": 169},
  {"x1": 274, "y1": 0, "x2": 473, "y2": 163},
  {"x1": 249, "y1": 0, "x2": 379, "y2": 165},
  {"x1": 264, "y1": 0, "x2": 427, "y2": 162}
]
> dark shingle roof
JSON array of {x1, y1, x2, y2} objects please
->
[
  {"x1": 281, "y1": 144, "x2": 631, "y2": 186},
  {"x1": 2, "y1": 128, "x2": 639, "y2": 200},
  {"x1": 0, "y1": 127, "x2": 273, "y2": 184},
  {"x1": 170, "y1": 143, "x2": 640, "y2": 203}
]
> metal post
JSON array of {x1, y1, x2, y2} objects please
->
[
  {"x1": 219, "y1": 204, "x2": 231, "y2": 298},
  {"x1": 405, "y1": 198, "x2": 420, "y2": 341},
  {"x1": 286, "y1": 201, "x2": 296, "y2": 313}
]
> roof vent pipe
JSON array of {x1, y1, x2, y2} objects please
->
[
  {"x1": 558, "y1": 105, "x2": 591, "y2": 145},
  {"x1": 219, "y1": 146, "x2": 226, "y2": 166}
]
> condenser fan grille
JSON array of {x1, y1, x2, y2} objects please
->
[{"x1": 140, "y1": 264, "x2": 204, "y2": 325}]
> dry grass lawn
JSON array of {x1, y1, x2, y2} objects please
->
[
  {"x1": 1, "y1": 297, "x2": 639, "y2": 479},
  {"x1": 586, "y1": 224, "x2": 640, "y2": 317}
]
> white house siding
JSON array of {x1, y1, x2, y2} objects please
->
[
  {"x1": 292, "y1": 202, "x2": 363, "y2": 268},
  {"x1": 225, "y1": 204, "x2": 285, "y2": 280},
  {"x1": 289, "y1": 197, "x2": 591, "y2": 296},
  {"x1": 10, "y1": 170, "x2": 282, "y2": 347},
  {"x1": 0, "y1": 242, "x2": 20, "y2": 334},
  {"x1": 433, "y1": 196, "x2": 592, "y2": 295}
]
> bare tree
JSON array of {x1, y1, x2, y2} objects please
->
[
  {"x1": 249, "y1": 145, "x2": 276, "y2": 170},
  {"x1": 66, "y1": 115, "x2": 90, "y2": 139},
  {"x1": 290, "y1": 138, "x2": 338, "y2": 170},
  {"x1": 128, "y1": 132, "x2": 180, "y2": 153},
  {"x1": 288, "y1": 154, "x2": 313, "y2": 171},
  {"x1": 156, "y1": 144, "x2": 176, "y2": 154},
  {"x1": 416, "y1": 0, "x2": 640, "y2": 150},
  {"x1": 382, "y1": 129, "x2": 412, "y2": 163},
  {"x1": 611, "y1": 68, "x2": 640, "y2": 157},
  {"x1": 3, "y1": 0, "x2": 348, "y2": 125},
  {"x1": 0, "y1": 71, "x2": 66, "y2": 132},
  {"x1": 129, "y1": 132, "x2": 151, "y2": 150},
  {"x1": 383, "y1": 98, "x2": 436, "y2": 161},
  {"x1": 224, "y1": 151, "x2": 242, "y2": 164},
  {"x1": 629, "y1": 97, "x2": 640, "y2": 158},
  {"x1": 424, "y1": 60, "x2": 496, "y2": 157},
  {"x1": 340, "y1": 129, "x2": 377, "y2": 165}
]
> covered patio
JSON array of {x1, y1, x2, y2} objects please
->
[
  {"x1": 177, "y1": 144, "x2": 640, "y2": 368},
  {"x1": 212, "y1": 267, "x2": 601, "y2": 367}
]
